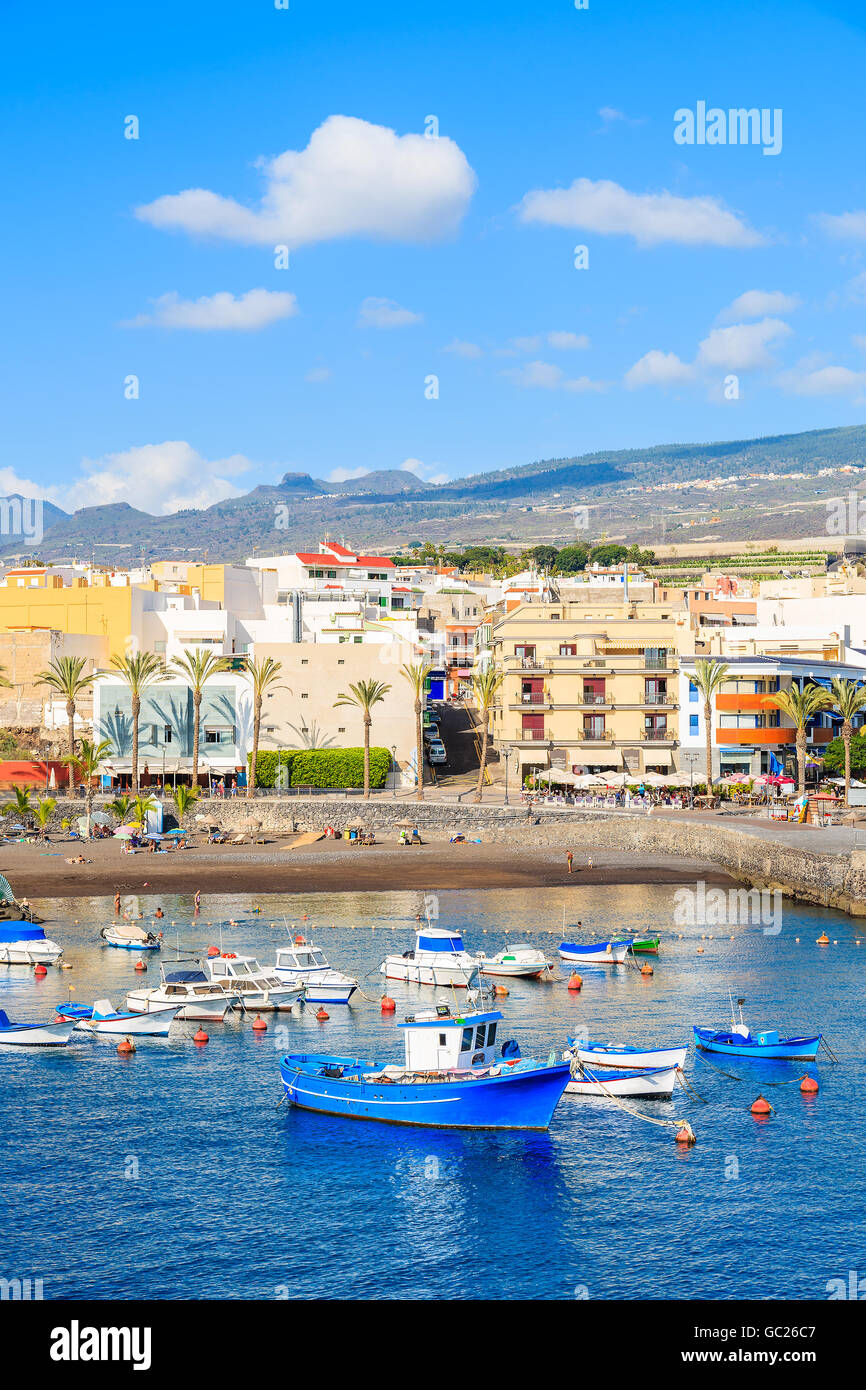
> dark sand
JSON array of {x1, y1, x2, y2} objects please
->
[{"x1": 1, "y1": 835, "x2": 737, "y2": 900}]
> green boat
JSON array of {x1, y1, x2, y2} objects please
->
[{"x1": 628, "y1": 935, "x2": 660, "y2": 955}]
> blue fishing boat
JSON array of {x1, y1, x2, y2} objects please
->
[
  {"x1": 279, "y1": 1003, "x2": 570, "y2": 1129},
  {"x1": 694, "y1": 998, "x2": 821, "y2": 1060},
  {"x1": 559, "y1": 939, "x2": 629, "y2": 965}
]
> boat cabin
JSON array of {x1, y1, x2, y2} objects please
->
[
  {"x1": 207, "y1": 954, "x2": 283, "y2": 988},
  {"x1": 414, "y1": 929, "x2": 466, "y2": 956},
  {"x1": 402, "y1": 1005, "x2": 506, "y2": 1071},
  {"x1": 162, "y1": 969, "x2": 222, "y2": 998},
  {"x1": 276, "y1": 945, "x2": 329, "y2": 972}
]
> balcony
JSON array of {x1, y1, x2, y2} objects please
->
[
  {"x1": 519, "y1": 693, "x2": 545, "y2": 705},
  {"x1": 581, "y1": 692, "x2": 608, "y2": 705},
  {"x1": 715, "y1": 727, "x2": 795, "y2": 746},
  {"x1": 642, "y1": 729, "x2": 673, "y2": 742},
  {"x1": 579, "y1": 728, "x2": 613, "y2": 742},
  {"x1": 644, "y1": 659, "x2": 671, "y2": 671},
  {"x1": 520, "y1": 727, "x2": 548, "y2": 741},
  {"x1": 716, "y1": 692, "x2": 780, "y2": 712}
]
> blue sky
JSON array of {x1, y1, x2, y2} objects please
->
[{"x1": 3, "y1": 0, "x2": 866, "y2": 516}]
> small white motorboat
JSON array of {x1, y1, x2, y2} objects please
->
[
  {"x1": 62, "y1": 998, "x2": 182, "y2": 1037},
  {"x1": 127, "y1": 968, "x2": 238, "y2": 1021},
  {"x1": 558, "y1": 939, "x2": 630, "y2": 965},
  {"x1": 0, "y1": 921, "x2": 64, "y2": 966},
  {"x1": 572, "y1": 1040, "x2": 689, "y2": 1071},
  {"x1": 273, "y1": 940, "x2": 357, "y2": 1003},
  {"x1": 563, "y1": 1061, "x2": 680, "y2": 1098},
  {"x1": 478, "y1": 946, "x2": 550, "y2": 979},
  {"x1": 101, "y1": 923, "x2": 161, "y2": 951},
  {"x1": 381, "y1": 927, "x2": 480, "y2": 988},
  {"x1": 206, "y1": 953, "x2": 305, "y2": 1011},
  {"x1": 0, "y1": 1008, "x2": 77, "y2": 1047}
]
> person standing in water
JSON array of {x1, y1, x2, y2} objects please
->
[
  {"x1": 114, "y1": 892, "x2": 121, "y2": 915},
  {"x1": 194, "y1": 889, "x2": 201, "y2": 912},
  {"x1": 566, "y1": 850, "x2": 574, "y2": 873}
]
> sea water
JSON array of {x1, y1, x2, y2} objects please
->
[{"x1": 0, "y1": 884, "x2": 862, "y2": 1301}]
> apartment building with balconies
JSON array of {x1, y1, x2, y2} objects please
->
[{"x1": 490, "y1": 600, "x2": 703, "y2": 778}]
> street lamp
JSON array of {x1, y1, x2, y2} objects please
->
[
  {"x1": 503, "y1": 746, "x2": 511, "y2": 805},
  {"x1": 391, "y1": 745, "x2": 397, "y2": 799}
]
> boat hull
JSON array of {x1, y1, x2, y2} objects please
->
[
  {"x1": 273, "y1": 969, "x2": 357, "y2": 1004},
  {"x1": 76, "y1": 1006, "x2": 182, "y2": 1037},
  {"x1": 0, "y1": 1019, "x2": 77, "y2": 1046},
  {"x1": 102, "y1": 937, "x2": 161, "y2": 951},
  {"x1": 0, "y1": 939, "x2": 64, "y2": 966},
  {"x1": 575, "y1": 1044, "x2": 688, "y2": 1070},
  {"x1": 279, "y1": 1055, "x2": 571, "y2": 1129},
  {"x1": 565, "y1": 1064, "x2": 678, "y2": 1098},
  {"x1": 381, "y1": 956, "x2": 478, "y2": 987},
  {"x1": 693, "y1": 1027, "x2": 821, "y2": 1061},
  {"x1": 125, "y1": 991, "x2": 233, "y2": 1021},
  {"x1": 559, "y1": 941, "x2": 629, "y2": 965},
  {"x1": 478, "y1": 958, "x2": 549, "y2": 978},
  {"x1": 628, "y1": 938, "x2": 660, "y2": 955}
]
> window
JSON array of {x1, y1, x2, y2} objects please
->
[
  {"x1": 475, "y1": 1025, "x2": 487, "y2": 1048},
  {"x1": 301, "y1": 658, "x2": 308, "y2": 665},
  {"x1": 353, "y1": 636, "x2": 362, "y2": 644},
  {"x1": 461, "y1": 1027, "x2": 473, "y2": 1051},
  {"x1": 438, "y1": 1033, "x2": 447, "y2": 1046},
  {"x1": 338, "y1": 727, "x2": 346, "y2": 733},
  {"x1": 301, "y1": 692, "x2": 308, "y2": 699},
  {"x1": 689, "y1": 681, "x2": 698, "y2": 702},
  {"x1": 559, "y1": 643, "x2": 576, "y2": 656},
  {"x1": 337, "y1": 659, "x2": 345, "y2": 665},
  {"x1": 205, "y1": 730, "x2": 221, "y2": 743},
  {"x1": 689, "y1": 714, "x2": 699, "y2": 735},
  {"x1": 514, "y1": 644, "x2": 535, "y2": 659},
  {"x1": 163, "y1": 725, "x2": 172, "y2": 744},
  {"x1": 487, "y1": 1022, "x2": 497, "y2": 1046}
]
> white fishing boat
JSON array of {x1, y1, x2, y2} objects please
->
[
  {"x1": 101, "y1": 923, "x2": 161, "y2": 951},
  {"x1": 0, "y1": 1008, "x2": 76, "y2": 1047},
  {"x1": 477, "y1": 946, "x2": 550, "y2": 979},
  {"x1": 206, "y1": 953, "x2": 305, "y2": 1011},
  {"x1": 558, "y1": 939, "x2": 630, "y2": 965},
  {"x1": 0, "y1": 921, "x2": 64, "y2": 966},
  {"x1": 273, "y1": 940, "x2": 358, "y2": 1003},
  {"x1": 572, "y1": 1040, "x2": 689, "y2": 1070},
  {"x1": 61, "y1": 998, "x2": 182, "y2": 1037},
  {"x1": 380, "y1": 927, "x2": 480, "y2": 988},
  {"x1": 563, "y1": 1062, "x2": 679, "y2": 1098},
  {"x1": 126, "y1": 968, "x2": 239, "y2": 1021}
]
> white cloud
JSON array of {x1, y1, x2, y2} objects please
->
[
  {"x1": 135, "y1": 115, "x2": 476, "y2": 249},
  {"x1": 697, "y1": 317, "x2": 792, "y2": 370},
  {"x1": 124, "y1": 288, "x2": 298, "y2": 331},
  {"x1": 518, "y1": 177, "x2": 762, "y2": 247},
  {"x1": 504, "y1": 360, "x2": 605, "y2": 393},
  {"x1": 853, "y1": 335, "x2": 866, "y2": 352},
  {"x1": 625, "y1": 350, "x2": 695, "y2": 389},
  {"x1": 401, "y1": 457, "x2": 449, "y2": 485},
  {"x1": 817, "y1": 210, "x2": 866, "y2": 240},
  {"x1": 443, "y1": 339, "x2": 483, "y2": 358},
  {"x1": 64, "y1": 442, "x2": 251, "y2": 515},
  {"x1": 511, "y1": 336, "x2": 542, "y2": 352},
  {"x1": 328, "y1": 465, "x2": 370, "y2": 483},
  {"x1": 547, "y1": 330, "x2": 590, "y2": 350},
  {"x1": 777, "y1": 363, "x2": 866, "y2": 397},
  {"x1": 718, "y1": 290, "x2": 800, "y2": 323},
  {"x1": 358, "y1": 297, "x2": 423, "y2": 328},
  {"x1": 0, "y1": 467, "x2": 61, "y2": 502},
  {"x1": 304, "y1": 366, "x2": 332, "y2": 383},
  {"x1": 847, "y1": 272, "x2": 866, "y2": 303}
]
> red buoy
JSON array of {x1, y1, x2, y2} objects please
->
[
  {"x1": 381, "y1": 995, "x2": 396, "y2": 1013},
  {"x1": 640, "y1": 962, "x2": 654, "y2": 977},
  {"x1": 750, "y1": 1095, "x2": 772, "y2": 1115},
  {"x1": 493, "y1": 984, "x2": 509, "y2": 997},
  {"x1": 134, "y1": 959, "x2": 147, "y2": 972},
  {"x1": 800, "y1": 1075, "x2": 819, "y2": 1094},
  {"x1": 193, "y1": 1027, "x2": 209, "y2": 1045},
  {"x1": 34, "y1": 963, "x2": 48, "y2": 977},
  {"x1": 567, "y1": 972, "x2": 583, "y2": 992},
  {"x1": 675, "y1": 1123, "x2": 696, "y2": 1145},
  {"x1": 316, "y1": 1006, "x2": 329, "y2": 1021},
  {"x1": 294, "y1": 934, "x2": 305, "y2": 945},
  {"x1": 206, "y1": 946, "x2": 220, "y2": 958},
  {"x1": 251, "y1": 1015, "x2": 267, "y2": 1032},
  {"x1": 117, "y1": 1036, "x2": 135, "y2": 1055}
]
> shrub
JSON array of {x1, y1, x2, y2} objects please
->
[{"x1": 251, "y1": 747, "x2": 392, "y2": 789}]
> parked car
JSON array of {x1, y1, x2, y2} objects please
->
[
  {"x1": 423, "y1": 724, "x2": 440, "y2": 744},
  {"x1": 427, "y1": 739, "x2": 447, "y2": 764}
]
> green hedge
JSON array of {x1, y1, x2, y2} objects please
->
[{"x1": 251, "y1": 747, "x2": 392, "y2": 789}]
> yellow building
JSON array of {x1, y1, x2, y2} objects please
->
[
  {"x1": 0, "y1": 572, "x2": 135, "y2": 658},
  {"x1": 491, "y1": 600, "x2": 703, "y2": 778}
]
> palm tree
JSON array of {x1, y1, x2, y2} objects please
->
[
  {"x1": 243, "y1": 657, "x2": 287, "y2": 799},
  {"x1": 106, "y1": 794, "x2": 132, "y2": 824},
  {"x1": 169, "y1": 649, "x2": 230, "y2": 789},
  {"x1": 63, "y1": 737, "x2": 112, "y2": 837},
  {"x1": 35, "y1": 656, "x2": 100, "y2": 792},
  {"x1": 33, "y1": 795, "x2": 56, "y2": 841},
  {"x1": 691, "y1": 659, "x2": 730, "y2": 796},
  {"x1": 767, "y1": 683, "x2": 832, "y2": 796},
  {"x1": 400, "y1": 661, "x2": 432, "y2": 801},
  {"x1": 827, "y1": 677, "x2": 866, "y2": 806},
  {"x1": 110, "y1": 651, "x2": 167, "y2": 793},
  {"x1": 3, "y1": 785, "x2": 34, "y2": 827},
  {"x1": 172, "y1": 783, "x2": 200, "y2": 830},
  {"x1": 333, "y1": 679, "x2": 391, "y2": 798},
  {"x1": 471, "y1": 666, "x2": 505, "y2": 803},
  {"x1": 131, "y1": 794, "x2": 158, "y2": 832}
]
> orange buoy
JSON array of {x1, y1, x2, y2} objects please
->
[
  {"x1": 493, "y1": 984, "x2": 509, "y2": 997},
  {"x1": 800, "y1": 1075, "x2": 819, "y2": 1094},
  {"x1": 640, "y1": 962, "x2": 654, "y2": 977},
  {"x1": 381, "y1": 995, "x2": 396, "y2": 1013},
  {"x1": 134, "y1": 959, "x2": 147, "y2": 972},
  {"x1": 675, "y1": 1123, "x2": 696, "y2": 1145},
  {"x1": 567, "y1": 972, "x2": 583, "y2": 992},
  {"x1": 696, "y1": 946, "x2": 704, "y2": 955},
  {"x1": 207, "y1": 946, "x2": 220, "y2": 957},
  {"x1": 316, "y1": 1007, "x2": 329, "y2": 1021},
  {"x1": 251, "y1": 1015, "x2": 267, "y2": 1032},
  {"x1": 750, "y1": 1095, "x2": 772, "y2": 1115},
  {"x1": 193, "y1": 1027, "x2": 209, "y2": 1045},
  {"x1": 34, "y1": 963, "x2": 47, "y2": 977},
  {"x1": 817, "y1": 933, "x2": 830, "y2": 945},
  {"x1": 117, "y1": 1036, "x2": 135, "y2": 1055},
  {"x1": 294, "y1": 935, "x2": 305, "y2": 945}
]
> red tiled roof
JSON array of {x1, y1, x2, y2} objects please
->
[
  {"x1": 296, "y1": 551, "x2": 394, "y2": 569},
  {"x1": 321, "y1": 541, "x2": 355, "y2": 557}
]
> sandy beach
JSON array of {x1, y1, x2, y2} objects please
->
[{"x1": 0, "y1": 834, "x2": 737, "y2": 900}]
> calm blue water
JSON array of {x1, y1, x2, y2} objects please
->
[{"x1": 1, "y1": 884, "x2": 863, "y2": 1301}]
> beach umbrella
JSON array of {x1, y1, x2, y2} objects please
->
[
  {"x1": 395, "y1": 819, "x2": 417, "y2": 828},
  {"x1": 346, "y1": 819, "x2": 366, "y2": 829},
  {"x1": 241, "y1": 816, "x2": 262, "y2": 829},
  {"x1": 90, "y1": 811, "x2": 113, "y2": 825},
  {"x1": 113, "y1": 828, "x2": 134, "y2": 839},
  {"x1": 163, "y1": 828, "x2": 186, "y2": 838}
]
